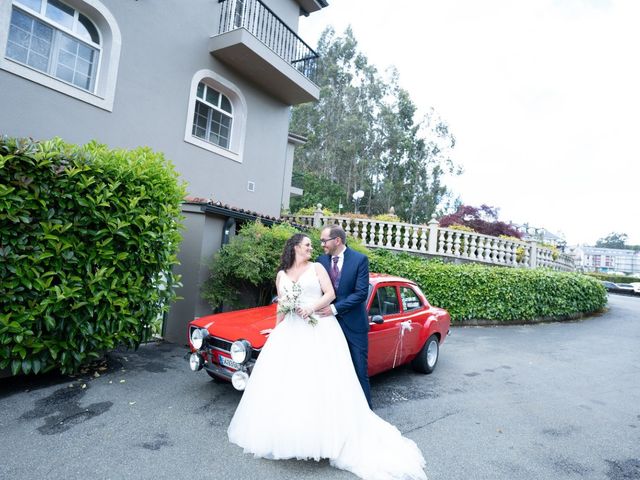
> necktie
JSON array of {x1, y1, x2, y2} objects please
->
[{"x1": 331, "y1": 256, "x2": 340, "y2": 290}]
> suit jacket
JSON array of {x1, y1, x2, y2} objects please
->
[{"x1": 319, "y1": 247, "x2": 370, "y2": 342}]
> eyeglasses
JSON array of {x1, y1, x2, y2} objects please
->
[{"x1": 320, "y1": 237, "x2": 337, "y2": 245}]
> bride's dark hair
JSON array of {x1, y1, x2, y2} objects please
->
[{"x1": 278, "y1": 233, "x2": 308, "y2": 272}]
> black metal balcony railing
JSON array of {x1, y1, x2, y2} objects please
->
[{"x1": 218, "y1": 0, "x2": 318, "y2": 81}]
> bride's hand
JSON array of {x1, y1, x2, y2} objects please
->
[
  {"x1": 315, "y1": 305, "x2": 332, "y2": 317},
  {"x1": 296, "y1": 306, "x2": 311, "y2": 318}
]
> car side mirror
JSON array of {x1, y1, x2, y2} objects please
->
[{"x1": 371, "y1": 315, "x2": 384, "y2": 324}]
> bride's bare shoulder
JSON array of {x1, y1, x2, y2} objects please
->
[{"x1": 313, "y1": 262, "x2": 327, "y2": 275}]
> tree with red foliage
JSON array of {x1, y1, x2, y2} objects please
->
[{"x1": 439, "y1": 205, "x2": 523, "y2": 239}]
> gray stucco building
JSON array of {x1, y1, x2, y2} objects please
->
[{"x1": 0, "y1": 0, "x2": 326, "y2": 341}]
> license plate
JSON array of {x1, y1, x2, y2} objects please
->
[{"x1": 219, "y1": 354, "x2": 241, "y2": 370}]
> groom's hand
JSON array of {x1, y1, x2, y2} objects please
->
[{"x1": 316, "y1": 305, "x2": 333, "y2": 316}]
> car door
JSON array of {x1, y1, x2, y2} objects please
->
[
  {"x1": 367, "y1": 284, "x2": 404, "y2": 375},
  {"x1": 396, "y1": 285, "x2": 427, "y2": 364}
]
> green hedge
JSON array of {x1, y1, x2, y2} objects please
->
[
  {"x1": 585, "y1": 272, "x2": 640, "y2": 284},
  {"x1": 369, "y1": 250, "x2": 607, "y2": 323},
  {"x1": 203, "y1": 223, "x2": 605, "y2": 323},
  {"x1": 0, "y1": 137, "x2": 186, "y2": 375}
]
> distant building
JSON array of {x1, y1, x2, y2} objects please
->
[
  {"x1": 511, "y1": 223, "x2": 566, "y2": 249},
  {"x1": 569, "y1": 246, "x2": 640, "y2": 275}
]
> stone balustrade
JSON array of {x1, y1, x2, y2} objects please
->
[{"x1": 282, "y1": 209, "x2": 575, "y2": 272}]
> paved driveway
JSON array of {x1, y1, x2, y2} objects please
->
[{"x1": 1, "y1": 294, "x2": 639, "y2": 480}]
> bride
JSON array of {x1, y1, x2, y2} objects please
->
[{"x1": 227, "y1": 233, "x2": 428, "y2": 480}]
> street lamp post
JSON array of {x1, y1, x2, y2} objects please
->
[{"x1": 352, "y1": 190, "x2": 364, "y2": 214}]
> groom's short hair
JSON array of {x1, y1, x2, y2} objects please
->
[{"x1": 326, "y1": 225, "x2": 346, "y2": 244}]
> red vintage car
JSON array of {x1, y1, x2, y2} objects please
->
[{"x1": 187, "y1": 274, "x2": 451, "y2": 390}]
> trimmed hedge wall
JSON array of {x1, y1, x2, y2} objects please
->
[
  {"x1": 586, "y1": 272, "x2": 640, "y2": 284},
  {"x1": 203, "y1": 223, "x2": 606, "y2": 323},
  {"x1": 0, "y1": 137, "x2": 185, "y2": 375},
  {"x1": 369, "y1": 250, "x2": 607, "y2": 323}
]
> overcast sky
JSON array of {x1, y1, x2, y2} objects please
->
[{"x1": 299, "y1": 0, "x2": 639, "y2": 246}]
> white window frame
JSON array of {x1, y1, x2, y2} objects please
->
[
  {"x1": 192, "y1": 82, "x2": 234, "y2": 149},
  {"x1": 184, "y1": 69, "x2": 247, "y2": 163},
  {"x1": 0, "y1": 0, "x2": 121, "y2": 111}
]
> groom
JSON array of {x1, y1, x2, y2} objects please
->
[{"x1": 316, "y1": 225, "x2": 372, "y2": 408}]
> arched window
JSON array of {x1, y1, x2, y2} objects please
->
[
  {"x1": 192, "y1": 82, "x2": 233, "y2": 149},
  {"x1": 7, "y1": 0, "x2": 101, "y2": 91},
  {"x1": 1, "y1": 0, "x2": 121, "y2": 110},
  {"x1": 184, "y1": 70, "x2": 247, "y2": 163}
]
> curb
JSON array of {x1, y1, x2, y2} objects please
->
[{"x1": 452, "y1": 309, "x2": 607, "y2": 327}]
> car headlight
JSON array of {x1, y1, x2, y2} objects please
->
[
  {"x1": 189, "y1": 353, "x2": 204, "y2": 371},
  {"x1": 190, "y1": 328, "x2": 209, "y2": 350},
  {"x1": 230, "y1": 339, "x2": 252, "y2": 364},
  {"x1": 231, "y1": 370, "x2": 249, "y2": 391}
]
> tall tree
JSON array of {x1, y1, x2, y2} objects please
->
[
  {"x1": 595, "y1": 232, "x2": 628, "y2": 249},
  {"x1": 290, "y1": 27, "x2": 460, "y2": 223}
]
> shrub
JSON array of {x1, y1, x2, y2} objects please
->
[
  {"x1": 449, "y1": 224, "x2": 476, "y2": 233},
  {"x1": 338, "y1": 212, "x2": 370, "y2": 220},
  {"x1": 203, "y1": 222, "x2": 299, "y2": 309},
  {"x1": 369, "y1": 250, "x2": 607, "y2": 323},
  {"x1": 293, "y1": 206, "x2": 334, "y2": 216},
  {"x1": 372, "y1": 213, "x2": 400, "y2": 222},
  {"x1": 439, "y1": 204, "x2": 523, "y2": 239},
  {"x1": 202, "y1": 222, "x2": 367, "y2": 309},
  {"x1": 0, "y1": 137, "x2": 185, "y2": 375},
  {"x1": 585, "y1": 272, "x2": 640, "y2": 283}
]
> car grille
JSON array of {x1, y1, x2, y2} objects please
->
[
  {"x1": 206, "y1": 336, "x2": 260, "y2": 361},
  {"x1": 209, "y1": 337, "x2": 232, "y2": 351}
]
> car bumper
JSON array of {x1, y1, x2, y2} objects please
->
[{"x1": 204, "y1": 361, "x2": 234, "y2": 381}]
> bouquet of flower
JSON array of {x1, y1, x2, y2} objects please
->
[{"x1": 277, "y1": 282, "x2": 318, "y2": 326}]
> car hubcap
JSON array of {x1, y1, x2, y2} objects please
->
[{"x1": 427, "y1": 340, "x2": 438, "y2": 367}]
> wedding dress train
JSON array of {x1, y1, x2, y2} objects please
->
[{"x1": 227, "y1": 263, "x2": 427, "y2": 480}]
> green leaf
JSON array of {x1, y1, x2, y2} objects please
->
[
  {"x1": 44, "y1": 315, "x2": 56, "y2": 331},
  {"x1": 32, "y1": 358, "x2": 42, "y2": 374},
  {"x1": 21, "y1": 359, "x2": 31, "y2": 374}
]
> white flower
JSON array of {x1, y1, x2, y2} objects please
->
[{"x1": 277, "y1": 282, "x2": 318, "y2": 326}]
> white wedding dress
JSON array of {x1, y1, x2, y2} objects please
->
[{"x1": 227, "y1": 263, "x2": 427, "y2": 480}]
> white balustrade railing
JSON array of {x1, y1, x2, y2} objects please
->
[{"x1": 282, "y1": 209, "x2": 575, "y2": 272}]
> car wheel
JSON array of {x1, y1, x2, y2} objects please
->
[{"x1": 411, "y1": 334, "x2": 439, "y2": 374}]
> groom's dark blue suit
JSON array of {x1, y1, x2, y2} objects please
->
[{"x1": 319, "y1": 247, "x2": 372, "y2": 408}]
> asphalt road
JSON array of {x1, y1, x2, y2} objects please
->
[{"x1": 1, "y1": 294, "x2": 639, "y2": 480}]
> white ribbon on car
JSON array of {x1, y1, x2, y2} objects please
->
[{"x1": 392, "y1": 320, "x2": 413, "y2": 368}]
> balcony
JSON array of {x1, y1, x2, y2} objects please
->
[{"x1": 210, "y1": 0, "x2": 320, "y2": 105}]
